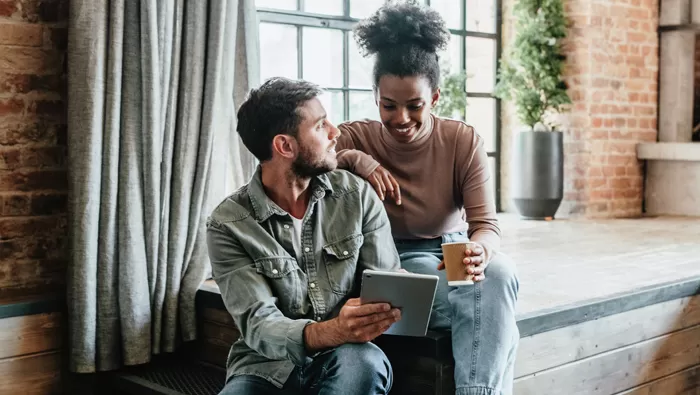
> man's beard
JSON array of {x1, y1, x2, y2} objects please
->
[{"x1": 291, "y1": 143, "x2": 335, "y2": 179}]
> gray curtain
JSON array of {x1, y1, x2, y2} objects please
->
[{"x1": 67, "y1": 0, "x2": 258, "y2": 372}]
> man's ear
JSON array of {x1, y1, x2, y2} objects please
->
[
  {"x1": 431, "y1": 88, "x2": 441, "y2": 108},
  {"x1": 271, "y1": 134, "x2": 297, "y2": 159}
]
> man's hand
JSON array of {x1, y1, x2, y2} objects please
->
[
  {"x1": 304, "y1": 298, "x2": 401, "y2": 353},
  {"x1": 437, "y1": 242, "x2": 487, "y2": 282},
  {"x1": 335, "y1": 298, "x2": 401, "y2": 343},
  {"x1": 366, "y1": 166, "x2": 401, "y2": 205}
]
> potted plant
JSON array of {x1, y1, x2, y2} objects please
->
[{"x1": 494, "y1": 0, "x2": 571, "y2": 219}]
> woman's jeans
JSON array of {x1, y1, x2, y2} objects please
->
[
  {"x1": 395, "y1": 231, "x2": 520, "y2": 395},
  {"x1": 219, "y1": 343, "x2": 392, "y2": 395}
]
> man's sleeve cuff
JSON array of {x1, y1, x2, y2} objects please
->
[{"x1": 285, "y1": 319, "x2": 315, "y2": 366}]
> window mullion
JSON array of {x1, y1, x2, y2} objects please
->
[{"x1": 297, "y1": 27, "x2": 303, "y2": 79}]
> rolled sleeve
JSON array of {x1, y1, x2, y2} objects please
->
[{"x1": 285, "y1": 318, "x2": 315, "y2": 366}]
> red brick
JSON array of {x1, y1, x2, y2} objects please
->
[
  {"x1": 0, "y1": 258, "x2": 66, "y2": 292},
  {"x1": 0, "y1": 72, "x2": 62, "y2": 93},
  {"x1": 30, "y1": 192, "x2": 66, "y2": 215},
  {"x1": 589, "y1": 166, "x2": 603, "y2": 177},
  {"x1": 0, "y1": 0, "x2": 16, "y2": 17},
  {"x1": 0, "y1": 169, "x2": 67, "y2": 191},
  {"x1": 634, "y1": 106, "x2": 654, "y2": 116},
  {"x1": 0, "y1": 149, "x2": 21, "y2": 170},
  {"x1": 610, "y1": 178, "x2": 632, "y2": 189},
  {"x1": 590, "y1": 130, "x2": 610, "y2": 139},
  {"x1": 37, "y1": 0, "x2": 69, "y2": 23},
  {"x1": 0, "y1": 47, "x2": 63, "y2": 74},
  {"x1": 28, "y1": 98, "x2": 63, "y2": 118},
  {"x1": 0, "y1": 98, "x2": 24, "y2": 115},
  {"x1": 590, "y1": 178, "x2": 607, "y2": 189},
  {"x1": 590, "y1": 189, "x2": 613, "y2": 200},
  {"x1": 602, "y1": 166, "x2": 616, "y2": 177},
  {"x1": 592, "y1": 118, "x2": 603, "y2": 128},
  {"x1": 0, "y1": 21, "x2": 43, "y2": 46},
  {"x1": 20, "y1": 146, "x2": 64, "y2": 168},
  {"x1": 0, "y1": 215, "x2": 66, "y2": 239},
  {"x1": 1, "y1": 193, "x2": 30, "y2": 215},
  {"x1": 43, "y1": 26, "x2": 66, "y2": 50},
  {"x1": 0, "y1": 121, "x2": 60, "y2": 145}
]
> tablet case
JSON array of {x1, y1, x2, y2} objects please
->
[{"x1": 360, "y1": 270, "x2": 439, "y2": 337}]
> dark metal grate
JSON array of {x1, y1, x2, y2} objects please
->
[{"x1": 121, "y1": 359, "x2": 225, "y2": 395}]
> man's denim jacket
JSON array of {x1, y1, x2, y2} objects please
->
[{"x1": 206, "y1": 167, "x2": 400, "y2": 388}]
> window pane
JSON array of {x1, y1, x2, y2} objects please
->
[
  {"x1": 319, "y1": 90, "x2": 345, "y2": 126},
  {"x1": 488, "y1": 156, "x2": 497, "y2": 202},
  {"x1": 349, "y1": 36, "x2": 374, "y2": 88},
  {"x1": 260, "y1": 23, "x2": 298, "y2": 81},
  {"x1": 430, "y1": 0, "x2": 462, "y2": 30},
  {"x1": 465, "y1": 97, "x2": 495, "y2": 152},
  {"x1": 349, "y1": 91, "x2": 379, "y2": 121},
  {"x1": 304, "y1": 0, "x2": 343, "y2": 15},
  {"x1": 350, "y1": 0, "x2": 386, "y2": 19},
  {"x1": 466, "y1": 0, "x2": 496, "y2": 33},
  {"x1": 440, "y1": 33, "x2": 462, "y2": 75},
  {"x1": 465, "y1": 37, "x2": 496, "y2": 93},
  {"x1": 256, "y1": 0, "x2": 296, "y2": 11},
  {"x1": 303, "y1": 28, "x2": 344, "y2": 88}
]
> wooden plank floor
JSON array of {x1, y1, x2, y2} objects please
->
[{"x1": 499, "y1": 215, "x2": 700, "y2": 316}]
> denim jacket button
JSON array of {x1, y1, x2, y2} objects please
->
[
  {"x1": 283, "y1": 224, "x2": 290, "y2": 229},
  {"x1": 342, "y1": 250, "x2": 349, "y2": 255},
  {"x1": 272, "y1": 269, "x2": 279, "y2": 274},
  {"x1": 310, "y1": 282, "x2": 316, "y2": 289},
  {"x1": 304, "y1": 247, "x2": 310, "y2": 253}
]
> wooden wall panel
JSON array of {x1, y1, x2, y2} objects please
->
[
  {"x1": 0, "y1": 313, "x2": 62, "y2": 359},
  {"x1": 0, "y1": 351, "x2": 61, "y2": 395},
  {"x1": 514, "y1": 324, "x2": 700, "y2": 395},
  {"x1": 516, "y1": 295, "x2": 700, "y2": 378}
]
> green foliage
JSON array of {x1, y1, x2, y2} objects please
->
[
  {"x1": 434, "y1": 69, "x2": 468, "y2": 120},
  {"x1": 494, "y1": 0, "x2": 571, "y2": 130}
]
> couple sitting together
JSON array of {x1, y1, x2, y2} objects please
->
[{"x1": 206, "y1": 2, "x2": 519, "y2": 395}]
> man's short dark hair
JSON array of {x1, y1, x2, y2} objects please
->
[{"x1": 237, "y1": 77, "x2": 323, "y2": 162}]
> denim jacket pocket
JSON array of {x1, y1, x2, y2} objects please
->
[
  {"x1": 255, "y1": 257, "x2": 304, "y2": 312},
  {"x1": 322, "y1": 234, "x2": 364, "y2": 294}
]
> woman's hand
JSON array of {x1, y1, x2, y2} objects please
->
[
  {"x1": 367, "y1": 165, "x2": 402, "y2": 205},
  {"x1": 437, "y1": 242, "x2": 487, "y2": 282}
]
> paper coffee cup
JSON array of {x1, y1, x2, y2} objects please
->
[{"x1": 441, "y1": 241, "x2": 477, "y2": 286}]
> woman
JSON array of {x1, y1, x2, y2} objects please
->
[{"x1": 336, "y1": 2, "x2": 520, "y2": 394}]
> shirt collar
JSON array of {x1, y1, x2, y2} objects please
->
[{"x1": 248, "y1": 165, "x2": 334, "y2": 222}]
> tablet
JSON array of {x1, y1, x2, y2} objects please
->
[{"x1": 360, "y1": 269, "x2": 439, "y2": 337}]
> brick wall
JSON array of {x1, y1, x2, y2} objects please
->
[
  {"x1": 694, "y1": 32, "x2": 700, "y2": 140},
  {"x1": 500, "y1": 0, "x2": 659, "y2": 218},
  {"x1": 0, "y1": 0, "x2": 68, "y2": 296}
]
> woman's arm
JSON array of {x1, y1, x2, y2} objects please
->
[
  {"x1": 336, "y1": 124, "x2": 381, "y2": 178},
  {"x1": 457, "y1": 127, "x2": 501, "y2": 263},
  {"x1": 336, "y1": 124, "x2": 401, "y2": 204}
]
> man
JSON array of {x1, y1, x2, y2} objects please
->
[{"x1": 206, "y1": 77, "x2": 402, "y2": 395}]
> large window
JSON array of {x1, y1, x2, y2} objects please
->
[{"x1": 256, "y1": 0, "x2": 502, "y2": 210}]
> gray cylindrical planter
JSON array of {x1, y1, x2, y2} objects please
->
[{"x1": 511, "y1": 130, "x2": 564, "y2": 219}]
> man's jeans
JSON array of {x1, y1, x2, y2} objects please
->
[
  {"x1": 395, "y1": 232, "x2": 520, "y2": 395},
  {"x1": 218, "y1": 343, "x2": 392, "y2": 395}
]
